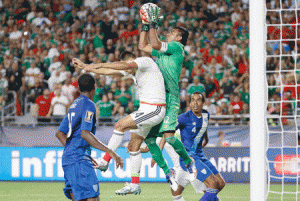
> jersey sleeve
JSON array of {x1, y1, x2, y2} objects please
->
[
  {"x1": 175, "y1": 113, "x2": 186, "y2": 130},
  {"x1": 152, "y1": 41, "x2": 182, "y2": 56},
  {"x1": 134, "y1": 57, "x2": 152, "y2": 71},
  {"x1": 162, "y1": 41, "x2": 183, "y2": 54},
  {"x1": 58, "y1": 115, "x2": 69, "y2": 134},
  {"x1": 81, "y1": 102, "x2": 96, "y2": 132}
]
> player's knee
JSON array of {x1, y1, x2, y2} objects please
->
[
  {"x1": 127, "y1": 140, "x2": 140, "y2": 152},
  {"x1": 205, "y1": 175, "x2": 218, "y2": 189},
  {"x1": 114, "y1": 121, "x2": 126, "y2": 132},
  {"x1": 165, "y1": 135, "x2": 176, "y2": 144},
  {"x1": 218, "y1": 178, "x2": 226, "y2": 191}
]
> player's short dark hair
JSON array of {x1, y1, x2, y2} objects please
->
[
  {"x1": 174, "y1": 26, "x2": 189, "y2": 46},
  {"x1": 120, "y1": 51, "x2": 137, "y2": 61},
  {"x1": 78, "y1": 73, "x2": 95, "y2": 92},
  {"x1": 191, "y1": 91, "x2": 205, "y2": 103}
]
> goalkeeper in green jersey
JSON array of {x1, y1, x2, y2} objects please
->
[{"x1": 138, "y1": 5, "x2": 197, "y2": 183}]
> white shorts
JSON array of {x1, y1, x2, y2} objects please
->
[
  {"x1": 130, "y1": 104, "x2": 166, "y2": 139},
  {"x1": 174, "y1": 167, "x2": 207, "y2": 194}
]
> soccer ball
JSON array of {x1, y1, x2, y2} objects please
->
[{"x1": 139, "y1": 3, "x2": 158, "y2": 24}]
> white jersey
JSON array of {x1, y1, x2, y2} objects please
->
[{"x1": 133, "y1": 57, "x2": 166, "y2": 104}]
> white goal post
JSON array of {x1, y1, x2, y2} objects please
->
[{"x1": 250, "y1": 0, "x2": 267, "y2": 200}]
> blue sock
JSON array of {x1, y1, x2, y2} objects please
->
[{"x1": 200, "y1": 188, "x2": 219, "y2": 201}]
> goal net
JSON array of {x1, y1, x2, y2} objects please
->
[{"x1": 264, "y1": 0, "x2": 300, "y2": 200}]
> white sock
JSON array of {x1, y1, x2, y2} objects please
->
[
  {"x1": 173, "y1": 195, "x2": 184, "y2": 201},
  {"x1": 107, "y1": 130, "x2": 124, "y2": 152},
  {"x1": 130, "y1": 151, "x2": 142, "y2": 184}
]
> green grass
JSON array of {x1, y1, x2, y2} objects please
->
[{"x1": 0, "y1": 182, "x2": 297, "y2": 201}]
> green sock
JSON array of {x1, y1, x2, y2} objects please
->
[
  {"x1": 165, "y1": 136, "x2": 192, "y2": 165},
  {"x1": 144, "y1": 137, "x2": 171, "y2": 175}
]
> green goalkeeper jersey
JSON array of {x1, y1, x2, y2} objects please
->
[{"x1": 152, "y1": 41, "x2": 184, "y2": 96}]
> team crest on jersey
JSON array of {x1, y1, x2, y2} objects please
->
[
  {"x1": 85, "y1": 111, "x2": 94, "y2": 123},
  {"x1": 193, "y1": 122, "x2": 196, "y2": 125},
  {"x1": 93, "y1": 184, "x2": 98, "y2": 192}
]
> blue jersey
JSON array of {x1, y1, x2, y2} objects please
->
[
  {"x1": 59, "y1": 95, "x2": 97, "y2": 166},
  {"x1": 176, "y1": 110, "x2": 210, "y2": 157}
]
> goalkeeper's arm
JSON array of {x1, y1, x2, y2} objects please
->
[
  {"x1": 149, "y1": 28, "x2": 162, "y2": 50},
  {"x1": 138, "y1": 29, "x2": 153, "y2": 54}
]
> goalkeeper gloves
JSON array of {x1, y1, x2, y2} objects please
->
[{"x1": 148, "y1": 5, "x2": 162, "y2": 29}]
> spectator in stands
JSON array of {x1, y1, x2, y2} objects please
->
[
  {"x1": 114, "y1": 81, "x2": 131, "y2": 107},
  {"x1": 49, "y1": 56, "x2": 62, "y2": 75},
  {"x1": 48, "y1": 70, "x2": 63, "y2": 91},
  {"x1": 0, "y1": 72, "x2": 8, "y2": 100},
  {"x1": 179, "y1": 77, "x2": 190, "y2": 112},
  {"x1": 114, "y1": 106, "x2": 127, "y2": 122},
  {"x1": 229, "y1": 93, "x2": 246, "y2": 115},
  {"x1": 216, "y1": 131, "x2": 229, "y2": 147},
  {"x1": 32, "y1": 88, "x2": 52, "y2": 121},
  {"x1": 203, "y1": 98, "x2": 217, "y2": 115},
  {"x1": 96, "y1": 94, "x2": 115, "y2": 119},
  {"x1": 62, "y1": 75, "x2": 77, "y2": 104},
  {"x1": 46, "y1": 88, "x2": 69, "y2": 120},
  {"x1": 25, "y1": 62, "x2": 41, "y2": 87},
  {"x1": 187, "y1": 76, "x2": 206, "y2": 95},
  {"x1": 0, "y1": 0, "x2": 251, "y2": 124},
  {"x1": 203, "y1": 74, "x2": 217, "y2": 98},
  {"x1": 125, "y1": 101, "x2": 135, "y2": 114},
  {"x1": 6, "y1": 62, "x2": 23, "y2": 92}
]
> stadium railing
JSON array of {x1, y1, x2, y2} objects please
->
[{"x1": 3, "y1": 91, "x2": 17, "y2": 122}]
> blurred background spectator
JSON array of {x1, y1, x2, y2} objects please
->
[
  {"x1": 0, "y1": 0, "x2": 252, "y2": 125},
  {"x1": 216, "y1": 131, "x2": 230, "y2": 147}
]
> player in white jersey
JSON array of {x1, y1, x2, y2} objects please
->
[{"x1": 73, "y1": 51, "x2": 177, "y2": 195}]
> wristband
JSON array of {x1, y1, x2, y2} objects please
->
[
  {"x1": 149, "y1": 23, "x2": 158, "y2": 29},
  {"x1": 142, "y1": 24, "x2": 149, "y2": 32}
]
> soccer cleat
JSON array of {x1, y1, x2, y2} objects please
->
[
  {"x1": 166, "y1": 168, "x2": 178, "y2": 191},
  {"x1": 94, "y1": 158, "x2": 109, "y2": 172},
  {"x1": 115, "y1": 182, "x2": 141, "y2": 195},
  {"x1": 186, "y1": 158, "x2": 197, "y2": 182}
]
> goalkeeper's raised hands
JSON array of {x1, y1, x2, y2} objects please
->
[{"x1": 148, "y1": 5, "x2": 161, "y2": 29}]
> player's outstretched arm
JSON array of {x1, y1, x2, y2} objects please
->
[
  {"x1": 202, "y1": 131, "x2": 209, "y2": 148},
  {"x1": 55, "y1": 131, "x2": 67, "y2": 146},
  {"x1": 81, "y1": 130, "x2": 124, "y2": 169},
  {"x1": 87, "y1": 61, "x2": 138, "y2": 71}
]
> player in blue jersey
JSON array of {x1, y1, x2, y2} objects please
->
[
  {"x1": 55, "y1": 73, "x2": 123, "y2": 201},
  {"x1": 146, "y1": 92, "x2": 226, "y2": 201}
]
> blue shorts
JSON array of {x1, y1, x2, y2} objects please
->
[
  {"x1": 180, "y1": 155, "x2": 219, "y2": 182},
  {"x1": 63, "y1": 161, "x2": 100, "y2": 201}
]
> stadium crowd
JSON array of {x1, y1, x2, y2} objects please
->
[
  {"x1": 0, "y1": 0, "x2": 250, "y2": 124},
  {"x1": 266, "y1": 1, "x2": 300, "y2": 126}
]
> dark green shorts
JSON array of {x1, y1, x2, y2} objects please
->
[{"x1": 146, "y1": 93, "x2": 179, "y2": 139}]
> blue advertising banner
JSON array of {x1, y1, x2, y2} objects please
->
[
  {"x1": 203, "y1": 147, "x2": 250, "y2": 183},
  {"x1": 0, "y1": 147, "x2": 251, "y2": 182},
  {"x1": 1, "y1": 147, "x2": 172, "y2": 182},
  {"x1": 2, "y1": 147, "x2": 298, "y2": 183}
]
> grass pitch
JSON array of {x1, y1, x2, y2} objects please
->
[{"x1": 0, "y1": 182, "x2": 297, "y2": 200}]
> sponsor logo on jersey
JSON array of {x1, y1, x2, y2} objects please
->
[
  {"x1": 135, "y1": 112, "x2": 144, "y2": 118},
  {"x1": 85, "y1": 111, "x2": 94, "y2": 123}
]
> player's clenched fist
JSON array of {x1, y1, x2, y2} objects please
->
[{"x1": 72, "y1": 58, "x2": 87, "y2": 69}]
